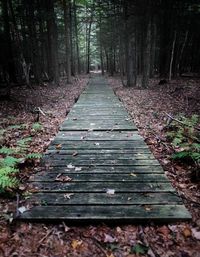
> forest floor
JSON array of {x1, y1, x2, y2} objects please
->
[{"x1": 0, "y1": 76, "x2": 200, "y2": 257}]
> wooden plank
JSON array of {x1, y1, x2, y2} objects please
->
[
  {"x1": 31, "y1": 173, "x2": 168, "y2": 182},
  {"x1": 32, "y1": 181, "x2": 174, "y2": 192},
  {"x1": 46, "y1": 149, "x2": 152, "y2": 154},
  {"x1": 42, "y1": 166, "x2": 165, "y2": 174},
  {"x1": 43, "y1": 153, "x2": 155, "y2": 160},
  {"x1": 44, "y1": 159, "x2": 160, "y2": 166},
  {"x1": 49, "y1": 141, "x2": 149, "y2": 149},
  {"x1": 30, "y1": 192, "x2": 182, "y2": 205},
  {"x1": 19, "y1": 205, "x2": 191, "y2": 222}
]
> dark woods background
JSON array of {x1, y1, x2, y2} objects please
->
[{"x1": 0, "y1": 0, "x2": 200, "y2": 91}]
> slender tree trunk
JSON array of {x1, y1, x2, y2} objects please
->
[
  {"x1": 142, "y1": 19, "x2": 151, "y2": 88},
  {"x1": 73, "y1": 0, "x2": 81, "y2": 74},
  {"x1": 2, "y1": 0, "x2": 16, "y2": 83},
  {"x1": 169, "y1": 31, "x2": 177, "y2": 81},
  {"x1": 63, "y1": 0, "x2": 72, "y2": 83},
  {"x1": 177, "y1": 30, "x2": 188, "y2": 76}
]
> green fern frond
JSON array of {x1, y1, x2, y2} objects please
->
[
  {"x1": 0, "y1": 147, "x2": 17, "y2": 155},
  {"x1": 26, "y1": 153, "x2": 42, "y2": 159},
  {"x1": 32, "y1": 123, "x2": 43, "y2": 131}
]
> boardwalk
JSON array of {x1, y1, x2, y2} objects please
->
[{"x1": 19, "y1": 76, "x2": 191, "y2": 222}]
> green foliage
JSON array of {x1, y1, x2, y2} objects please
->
[
  {"x1": 8, "y1": 124, "x2": 27, "y2": 130},
  {"x1": 0, "y1": 134, "x2": 41, "y2": 193},
  {"x1": 32, "y1": 123, "x2": 43, "y2": 131},
  {"x1": 167, "y1": 114, "x2": 200, "y2": 166},
  {"x1": 0, "y1": 156, "x2": 20, "y2": 167},
  {"x1": 0, "y1": 147, "x2": 16, "y2": 155},
  {"x1": 0, "y1": 166, "x2": 19, "y2": 193},
  {"x1": 26, "y1": 153, "x2": 42, "y2": 159},
  {"x1": 131, "y1": 243, "x2": 149, "y2": 255}
]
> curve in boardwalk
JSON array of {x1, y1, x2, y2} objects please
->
[{"x1": 19, "y1": 76, "x2": 191, "y2": 222}]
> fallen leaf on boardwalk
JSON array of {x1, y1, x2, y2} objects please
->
[
  {"x1": 73, "y1": 118, "x2": 77, "y2": 120},
  {"x1": 56, "y1": 144, "x2": 62, "y2": 150},
  {"x1": 104, "y1": 234, "x2": 118, "y2": 243},
  {"x1": 75, "y1": 167, "x2": 82, "y2": 171},
  {"x1": 55, "y1": 174, "x2": 72, "y2": 182},
  {"x1": 191, "y1": 228, "x2": 200, "y2": 240},
  {"x1": 64, "y1": 193, "x2": 74, "y2": 199},
  {"x1": 183, "y1": 227, "x2": 192, "y2": 237},
  {"x1": 67, "y1": 164, "x2": 75, "y2": 169},
  {"x1": 106, "y1": 189, "x2": 115, "y2": 195},
  {"x1": 72, "y1": 151, "x2": 78, "y2": 156},
  {"x1": 130, "y1": 173, "x2": 137, "y2": 177},
  {"x1": 71, "y1": 240, "x2": 83, "y2": 249},
  {"x1": 95, "y1": 142, "x2": 100, "y2": 146},
  {"x1": 143, "y1": 205, "x2": 152, "y2": 211},
  {"x1": 81, "y1": 136, "x2": 86, "y2": 140}
]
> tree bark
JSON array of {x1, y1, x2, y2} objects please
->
[{"x1": 63, "y1": 0, "x2": 72, "y2": 83}]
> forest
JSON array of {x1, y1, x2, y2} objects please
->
[{"x1": 0, "y1": 0, "x2": 200, "y2": 256}]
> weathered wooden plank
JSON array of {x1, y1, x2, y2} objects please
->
[
  {"x1": 46, "y1": 149, "x2": 152, "y2": 154},
  {"x1": 32, "y1": 181, "x2": 174, "y2": 192},
  {"x1": 56, "y1": 131, "x2": 142, "y2": 141},
  {"x1": 19, "y1": 205, "x2": 191, "y2": 221},
  {"x1": 42, "y1": 166, "x2": 165, "y2": 174},
  {"x1": 49, "y1": 141, "x2": 149, "y2": 149},
  {"x1": 31, "y1": 192, "x2": 181, "y2": 205},
  {"x1": 43, "y1": 153, "x2": 155, "y2": 161},
  {"x1": 31, "y1": 173, "x2": 168, "y2": 182},
  {"x1": 60, "y1": 126, "x2": 137, "y2": 131},
  {"x1": 44, "y1": 159, "x2": 160, "y2": 166}
]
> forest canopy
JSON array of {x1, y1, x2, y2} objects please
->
[{"x1": 0, "y1": 0, "x2": 200, "y2": 88}]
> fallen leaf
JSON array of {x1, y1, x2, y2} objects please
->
[
  {"x1": 104, "y1": 234, "x2": 118, "y2": 243},
  {"x1": 55, "y1": 174, "x2": 72, "y2": 182},
  {"x1": 183, "y1": 227, "x2": 192, "y2": 238},
  {"x1": 191, "y1": 228, "x2": 200, "y2": 240},
  {"x1": 71, "y1": 239, "x2": 83, "y2": 249},
  {"x1": 72, "y1": 151, "x2": 78, "y2": 156},
  {"x1": 67, "y1": 164, "x2": 75, "y2": 169},
  {"x1": 75, "y1": 167, "x2": 82, "y2": 171},
  {"x1": 56, "y1": 144, "x2": 62, "y2": 150},
  {"x1": 157, "y1": 226, "x2": 170, "y2": 238},
  {"x1": 64, "y1": 193, "x2": 74, "y2": 199},
  {"x1": 18, "y1": 206, "x2": 28, "y2": 214},
  {"x1": 130, "y1": 173, "x2": 137, "y2": 177},
  {"x1": 106, "y1": 189, "x2": 115, "y2": 195},
  {"x1": 95, "y1": 142, "x2": 100, "y2": 146}
]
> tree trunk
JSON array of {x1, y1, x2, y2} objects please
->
[
  {"x1": 46, "y1": 0, "x2": 59, "y2": 84},
  {"x1": 142, "y1": 19, "x2": 151, "y2": 88},
  {"x1": 63, "y1": 0, "x2": 72, "y2": 83},
  {"x1": 169, "y1": 31, "x2": 177, "y2": 81}
]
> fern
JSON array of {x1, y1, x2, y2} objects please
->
[
  {"x1": 0, "y1": 167, "x2": 19, "y2": 192},
  {"x1": 32, "y1": 123, "x2": 43, "y2": 131},
  {"x1": 167, "y1": 114, "x2": 200, "y2": 169},
  {"x1": 0, "y1": 147, "x2": 16, "y2": 155},
  {"x1": 26, "y1": 153, "x2": 42, "y2": 159},
  {"x1": 0, "y1": 156, "x2": 20, "y2": 168}
]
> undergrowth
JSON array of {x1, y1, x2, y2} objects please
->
[
  {"x1": 167, "y1": 114, "x2": 200, "y2": 180},
  {"x1": 0, "y1": 123, "x2": 42, "y2": 193}
]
